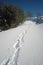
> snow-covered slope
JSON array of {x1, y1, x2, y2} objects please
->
[{"x1": 0, "y1": 20, "x2": 43, "y2": 65}]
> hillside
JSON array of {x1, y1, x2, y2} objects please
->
[{"x1": 0, "y1": 20, "x2": 43, "y2": 65}]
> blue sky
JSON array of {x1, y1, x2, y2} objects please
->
[{"x1": 0, "y1": 0, "x2": 43, "y2": 16}]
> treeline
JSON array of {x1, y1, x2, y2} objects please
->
[
  {"x1": 26, "y1": 11, "x2": 43, "y2": 24},
  {"x1": 26, "y1": 11, "x2": 43, "y2": 18},
  {"x1": 0, "y1": 3, "x2": 25, "y2": 31}
]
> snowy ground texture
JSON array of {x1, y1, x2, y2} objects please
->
[{"x1": 0, "y1": 20, "x2": 43, "y2": 65}]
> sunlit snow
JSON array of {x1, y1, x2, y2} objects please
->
[{"x1": 0, "y1": 20, "x2": 43, "y2": 65}]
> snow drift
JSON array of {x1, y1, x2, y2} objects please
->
[{"x1": 0, "y1": 20, "x2": 43, "y2": 65}]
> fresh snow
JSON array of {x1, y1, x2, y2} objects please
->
[{"x1": 0, "y1": 20, "x2": 43, "y2": 65}]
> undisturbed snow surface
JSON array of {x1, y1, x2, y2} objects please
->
[{"x1": 0, "y1": 20, "x2": 43, "y2": 65}]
